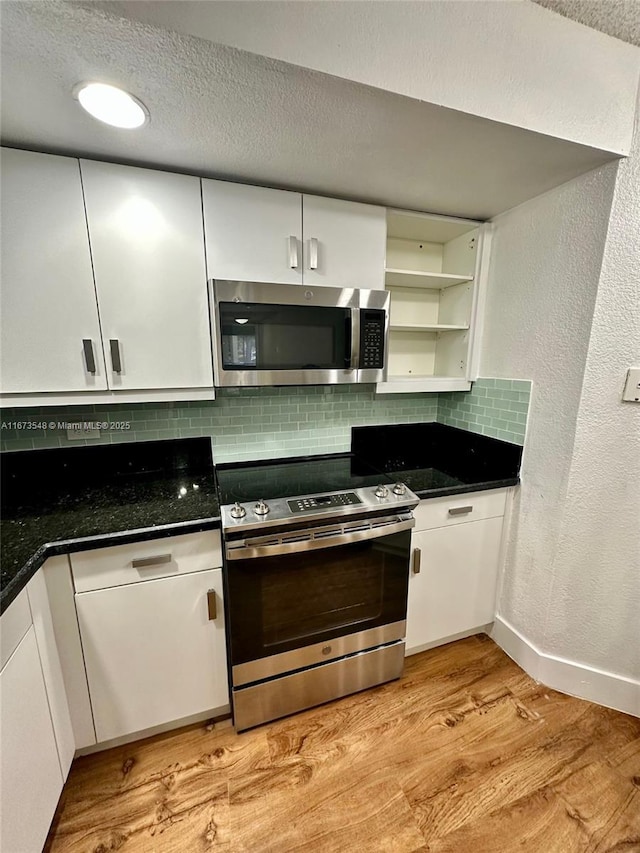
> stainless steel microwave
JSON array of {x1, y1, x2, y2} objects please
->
[{"x1": 209, "y1": 280, "x2": 389, "y2": 387}]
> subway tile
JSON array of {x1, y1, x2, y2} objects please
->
[{"x1": 1, "y1": 379, "x2": 530, "y2": 457}]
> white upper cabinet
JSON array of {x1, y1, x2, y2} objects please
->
[
  {"x1": 302, "y1": 195, "x2": 386, "y2": 290},
  {"x1": 203, "y1": 180, "x2": 303, "y2": 285},
  {"x1": 377, "y1": 210, "x2": 489, "y2": 394},
  {"x1": 80, "y1": 160, "x2": 213, "y2": 390},
  {"x1": 0, "y1": 148, "x2": 107, "y2": 394},
  {"x1": 202, "y1": 179, "x2": 386, "y2": 289}
]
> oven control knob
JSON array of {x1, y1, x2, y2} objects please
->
[
  {"x1": 393, "y1": 482, "x2": 407, "y2": 496},
  {"x1": 230, "y1": 502, "x2": 246, "y2": 519},
  {"x1": 254, "y1": 499, "x2": 270, "y2": 516},
  {"x1": 374, "y1": 484, "x2": 389, "y2": 498}
]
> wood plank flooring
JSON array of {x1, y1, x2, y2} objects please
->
[{"x1": 44, "y1": 636, "x2": 640, "y2": 852}]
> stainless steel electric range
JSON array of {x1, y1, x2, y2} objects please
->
[{"x1": 216, "y1": 454, "x2": 419, "y2": 731}]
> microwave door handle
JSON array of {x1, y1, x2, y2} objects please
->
[{"x1": 349, "y1": 308, "x2": 360, "y2": 370}]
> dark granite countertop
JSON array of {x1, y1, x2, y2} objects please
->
[
  {"x1": 351, "y1": 422, "x2": 522, "y2": 500},
  {"x1": 1, "y1": 424, "x2": 521, "y2": 618},
  {"x1": 1, "y1": 438, "x2": 220, "y2": 615}
]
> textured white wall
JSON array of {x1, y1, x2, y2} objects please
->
[
  {"x1": 104, "y1": 0, "x2": 640, "y2": 154},
  {"x1": 543, "y1": 99, "x2": 640, "y2": 679},
  {"x1": 483, "y1": 97, "x2": 640, "y2": 684},
  {"x1": 481, "y1": 165, "x2": 618, "y2": 649}
]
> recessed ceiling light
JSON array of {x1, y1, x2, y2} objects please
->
[{"x1": 73, "y1": 83, "x2": 148, "y2": 129}]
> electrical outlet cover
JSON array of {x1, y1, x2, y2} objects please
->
[{"x1": 621, "y1": 367, "x2": 640, "y2": 403}]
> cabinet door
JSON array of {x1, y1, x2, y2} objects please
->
[
  {"x1": 76, "y1": 569, "x2": 228, "y2": 742},
  {"x1": 27, "y1": 568, "x2": 75, "y2": 777},
  {"x1": 0, "y1": 148, "x2": 107, "y2": 393},
  {"x1": 1, "y1": 627, "x2": 63, "y2": 853},
  {"x1": 302, "y1": 195, "x2": 386, "y2": 289},
  {"x1": 80, "y1": 160, "x2": 213, "y2": 390},
  {"x1": 406, "y1": 517, "x2": 504, "y2": 654},
  {"x1": 202, "y1": 179, "x2": 302, "y2": 284}
]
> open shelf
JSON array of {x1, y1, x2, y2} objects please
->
[
  {"x1": 385, "y1": 268, "x2": 473, "y2": 289},
  {"x1": 379, "y1": 208, "x2": 482, "y2": 394},
  {"x1": 377, "y1": 376, "x2": 473, "y2": 394},
  {"x1": 389, "y1": 323, "x2": 469, "y2": 333}
]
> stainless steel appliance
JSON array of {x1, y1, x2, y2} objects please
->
[
  {"x1": 209, "y1": 280, "x2": 389, "y2": 387},
  {"x1": 217, "y1": 455, "x2": 419, "y2": 731}
]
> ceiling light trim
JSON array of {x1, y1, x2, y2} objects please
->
[{"x1": 73, "y1": 82, "x2": 149, "y2": 129}]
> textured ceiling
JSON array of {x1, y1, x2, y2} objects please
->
[
  {"x1": 531, "y1": 0, "x2": 640, "y2": 47},
  {"x1": 0, "y1": 0, "x2": 617, "y2": 219}
]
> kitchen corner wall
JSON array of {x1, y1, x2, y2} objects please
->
[
  {"x1": 482, "y1": 132, "x2": 640, "y2": 709},
  {"x1": 0, "y1": 379, "x2": 531, "y2": 460}
]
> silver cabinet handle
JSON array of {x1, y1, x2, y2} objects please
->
[
  {"x1": 412, "y1": 547, "x2": 421, "y2": 574},
  {"x1": 207, "y1": 589, "x2": 217, "y2": 621},
  {"x1": 109, "y1": 339, "x2": 122, "y2": 373},
  {"x1": 132, "y1": 554, "x2": 172, "y2": 568},
  {"x1": 82, "y1": 339, "x2": 96, "y2": 374},
  {"x1": 448, "y1": 506, "x2": 473, "y2": 516},
  {"x1": 309, "y1": 237, "x2": 318, "y2": 270},
  {"x1": 288, "y1": 236, "x2": 299, "y2": 269}
]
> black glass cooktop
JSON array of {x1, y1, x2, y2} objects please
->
[
  {"x1": 383, "y1": 467, "x2": 464, "y2": 493},
  {"x1": 215, "y1": 453, "x2": 394, "y2": 504}
]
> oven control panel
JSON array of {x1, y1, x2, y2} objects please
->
[{"x1": 287, "y1": 492, "x2": 362, "y2": 514}]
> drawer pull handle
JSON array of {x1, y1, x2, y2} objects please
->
[
  {"x1": 412, "y1": 547, "x2": 421, "y2": 574},
  {"x1": 132, "y1": 554, "x2": 172, "y2": 569},
  {"x1": 207, "y1": 589, "x2": 217, "y2": 621},
  {"x1": 448, "y1": 506, "x2": 473, "y2": 516}
]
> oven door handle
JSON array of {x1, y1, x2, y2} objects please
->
[{"x1": 225, "y1": 516, "x2": 415, "y2": 560}]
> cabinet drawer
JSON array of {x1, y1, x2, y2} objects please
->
[
  {"x1": 413, "y1": 489, "x2": 507, "y2": 532},
  {"x1": 70, "y1": 530, "x2": 222, "y2": 593}
]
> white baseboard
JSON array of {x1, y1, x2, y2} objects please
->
[
  {"x1": 491, "y1": 615, "x2": 640, "y2": 718},
  {"x1": 75, "y1": 705, "x2": 231, "y2": 756},
  {"x1": 405, "y1": 624, "x2": 493, "y2": 657}
]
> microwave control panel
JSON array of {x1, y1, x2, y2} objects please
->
[{"x1": 360, "y1": 310, "x2": 385, "y2": 369}]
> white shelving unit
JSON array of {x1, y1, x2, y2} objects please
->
[
  {"x1": 390, "y1": 324, "x2": 470, "y2": 332},
  {"x1": 384, "y1": 269, "x2": 473, "y2": 289},
  {"x1": 378, "y1": 209, "x2": 486, "y2": 394}
]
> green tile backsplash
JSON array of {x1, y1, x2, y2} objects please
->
[
  {"x1": 437, "y1": 378, "x2": 532, "y2": 445},
  {"x1": 0, "y1": 379, "x2": 530, "y2": 460},
  {"x1": 0, "y1": 386, "x2": 438, "y2": 462}
]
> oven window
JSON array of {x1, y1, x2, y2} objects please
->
[
  {"x1": 219, "y1": 302, "x2": 351, "y2": 370},
  {"x1": 227, "y1": 531, "x2": 410, "y2": 667},
  {"x1": 262, "y1": 548, "x2": 383, "y2": 647}
]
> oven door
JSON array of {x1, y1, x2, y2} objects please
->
[
  {"x1": 210, "y1": 279, "x2": 360, "y2": 386},
  {"x1": 225, "y1": 514, "x2": 413, "y2": 686}
]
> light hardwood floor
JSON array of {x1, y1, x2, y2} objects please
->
[{"x1": 45, "y1": 636, "x2": 640, "y2": 852}]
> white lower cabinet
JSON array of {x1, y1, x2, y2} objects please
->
[
  {"x1": 405, "y1": 490, "x2": 507, "y2": 654},
  {"x1": 0, "y1": 627, "x2": 63, "y2": 853},
  {"x1": 27, "y1": 569, "x2": 75, "y2": 777},
  {"x1": 75, "y1": 567, "x2": 228, "y2": 743}
]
